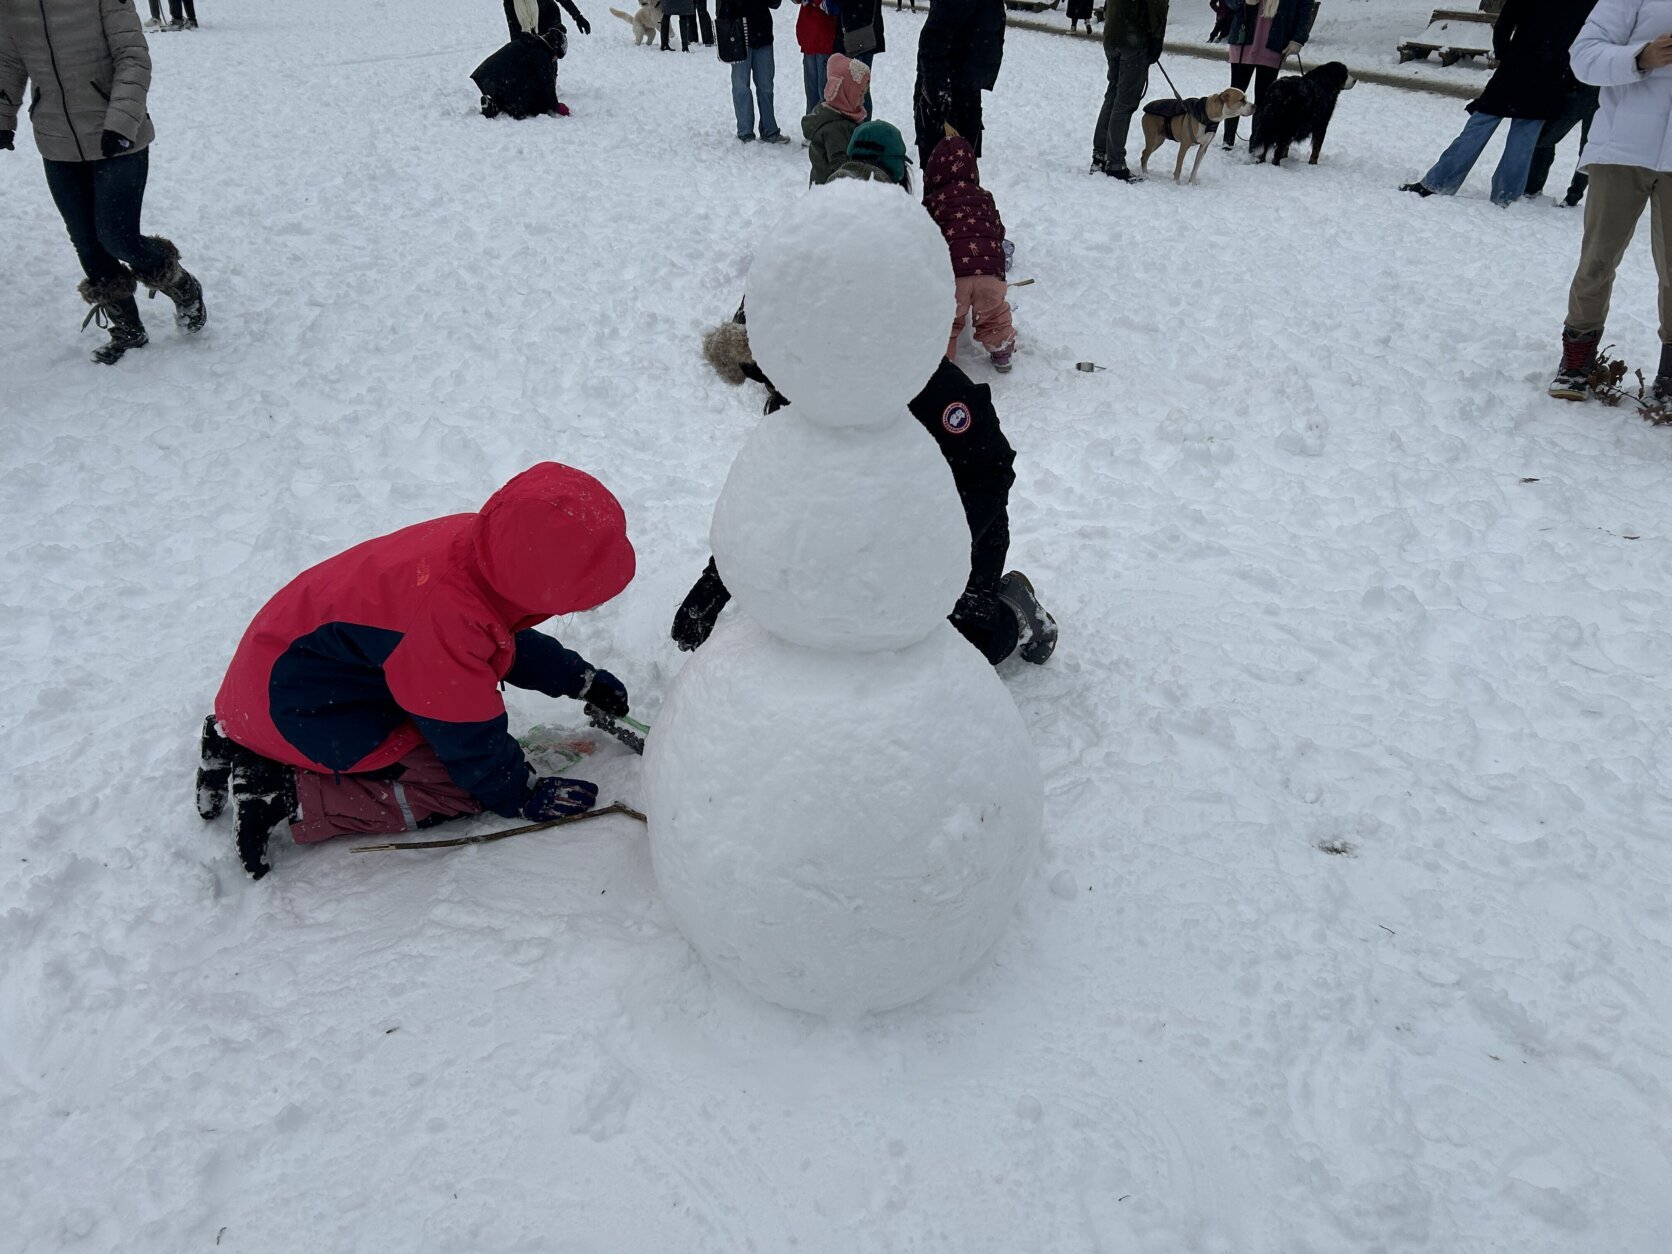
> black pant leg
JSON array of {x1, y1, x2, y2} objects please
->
[
  {"x1": 42, "y1": 158, "x2": 125, "y2": 283},
  {"x1": 661, "y1": 14, "x2": 671, "y2": 48},
  {"x1": 696, "y1": 0, "x2": 715, "y2": 44},
  {"x1": 92, "y1": 150, "x2": 168, "y2": 276}
]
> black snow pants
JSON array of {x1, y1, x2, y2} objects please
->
[{"x1": 42, "y1": 151, "x2": 170, "y2": 284}]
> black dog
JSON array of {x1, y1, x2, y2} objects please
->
[{"x1": 1250, "y1": 61, "x2": 1357, "y2": 167}]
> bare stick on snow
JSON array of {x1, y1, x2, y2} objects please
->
[{"x1": 352, "y1": 802, "x2": 647, "y2": 853}]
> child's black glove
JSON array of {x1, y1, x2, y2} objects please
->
[
  {"x1": 524, "y1": 776, "x2": 599, "y2": 821},
  {"x1": 671, "y1": 559, "x2": 731, "y2": 652},
  {"x1": 0, "y1": 131, "x2": 13, "y2": 151},
  {"x1": 578, "y1": 668, "x2": 630, "y2": 718}
]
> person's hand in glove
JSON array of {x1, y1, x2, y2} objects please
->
[
  {"x1": 100, "y1": 130, "x2": 133, "y2": 158},
  {"x1": 578, "y1": 667, "x2": 630, "y2": 717},
  {"x1": 0, "y1": 131, "x2": 13, "y2": 151},
  {"x1": 1282, "y1": 40, "x2": 1302, "y2": 56},
  {"x1": 1147, "y1": 35, "x2": 1164, "y2": 63},
  {"x1": 524, "y1": 775, "x2": 599, "y2": 820},
  {"x1": 575, "y1": 14, "x2": 591, "y2": 34}
]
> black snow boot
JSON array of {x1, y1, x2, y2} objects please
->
[
  {"x1": 196, "y1": 715, "x2": 237, "y2": 820},
  {"x1": 1549, "y1": 326, "x2": 1600, "y2": 401},
  {"x1": 1653, "y1": 342, "x2": 1672, "y2": 403},
  {"x1": 996, "y1": 570, "x2": 1059, "y2": 665},
  {"x1": 135, "y1": 236, "x2": 208, "y2": 334},
  {"x1": 231, "y1": 750, "x2": 296, "y2": 881},
  {"x1": 79, "y1": 271, "x2": 148, "y2": 364}
]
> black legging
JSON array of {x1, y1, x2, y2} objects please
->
[
  {"x1": 661, "y1": 12, "x2": 697, "y2": 49},
  {"x1": 42, "y1": 151, "x2": 170, "y2": 283},
  {"x1": 1223, "y1": 62, "x2": 1277, "y2": 146},
  {"x1": 149, "y1": 0, "x2": 198, "y2": 20}
]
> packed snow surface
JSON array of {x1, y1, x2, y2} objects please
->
[
  {"x1": 4, "y1": 2, "x2": 1672, "y2": 1252},
  {"x1": 711, "y1": 405, "x2": 968, "y2": 650},
  {"x1": 745, "y1": 179, "x2": 955, "y2": 427},
  {"x1": 644, "y1": 615, "x2": 1042, "y2": 1017}
]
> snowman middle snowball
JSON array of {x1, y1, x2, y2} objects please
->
[{"x1": 712, "y1": 181, "x2": 970, "y2": 653}]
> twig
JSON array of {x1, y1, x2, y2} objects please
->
[{"x1": 352, "y1": 802, "x2": 646, "y2": 853}]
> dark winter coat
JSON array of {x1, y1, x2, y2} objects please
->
[
  {"x1": 214, "y1": 464, "x2": 635, "y2": 817},
  {"x1": 1103, "y1": 0, "x2": 1168, "y2": 53},
  {"x1": 918, "y1": 0, "x2": 1006, "y2": 96},
  {"x1": 1067, "y1": 0, "x2": 1094, "y2": 23},
  {"x1": 1468, "y1": 0, "x2": 1597, "y2": 121},
  {"x1": 803, "y1": 103, "x2": 860, "y2": 184},
  {"x1": 924, "y1": 136, "x2": 1007, "y2": 279},
  {"x1": 1225, "y1": 0, "x2": 1313, "y2": 55},
  {"x1": 472, "y1": 33, "x2": 560, "y2": 118},
  {"x1": 0, "y1": 0, "x2": 155, "y2": 163},
  {"x1": 716, "y1": 0, "x2": 777, "y2": 58},
  {"x1": 837, "y1": 0, "x2": 886, "y2": 57}
]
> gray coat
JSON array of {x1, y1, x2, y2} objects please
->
[{"x1": 0, "y1": 0, "x2": 155, "y2": 163}]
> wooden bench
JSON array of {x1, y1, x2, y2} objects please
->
[{"x1": 1398, "y1": 0, "x2": 1500, "y2": 66}]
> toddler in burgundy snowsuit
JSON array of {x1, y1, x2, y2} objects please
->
[{"x1": 923, "y1": 133, "x2": 1015, "y2": 370}]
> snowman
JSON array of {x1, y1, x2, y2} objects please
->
[{"x1": 642, "y1": 181, "x2": 1044, "y2": 1020}]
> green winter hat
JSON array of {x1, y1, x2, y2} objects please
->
[{"x1": 846, "y1": 121, "x2": 910, "y2": 185}]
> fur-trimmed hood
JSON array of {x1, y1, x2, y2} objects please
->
[{"x1": 702, "y1": 319, "x2": 755, "y2": 386}]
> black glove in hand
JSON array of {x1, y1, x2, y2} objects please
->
[
  {"x1": 0, "y1": 131, "x2": 13, "y2": 151},
  {"x1": 524, "y1": 775, "x2": 599, "y2": 821},
  {"x1": 579, "y1": 667, "x2": 630, "y2": 718},
  {"x1": 1147, "y1": 36, "x2": 1164, "y2": 64},
  {"x1": 100, "y1": 129, "x2": 132, "y2": 158},
  {"x1": 576, "y1": 15, "x2": 591, "y2": 33}
]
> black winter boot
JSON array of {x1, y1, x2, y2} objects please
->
[
  {"x1": 79, "y1": 271, "x2": 148, "y2": 364},
  {"x1": 1654, "y1": 343, "x2": 1672, "y2": 403},
  {"x1": 996, "y1": 570, "x2": 1059, "y2": 665},
  {"x1": 1549, "y1": 326, "x2": 1600, "y2": 401},
  {"x1": 230, "y1": 750, "x2": 296, "y2": 881},
  {"x1": 135, "y1": 236, "x2": 207, "y2": 333},
  {"x1": 196, "y1": 715, "x2": 236, "y2": 820}
]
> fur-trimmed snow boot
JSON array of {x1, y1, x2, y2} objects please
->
[
  {"x1": 997, "y1": 570, "x2": 1059, "y2": 665},
  {"x1": 79, "y1": 271, "x2": 148, "y2": 364},
  {"x1": 231, "y1": 749, "x2": 296, "y2": 881},
  {"x1": 135, "y1": 236, "x2": 208, "y2": 333},
  {"x1": 196, "y1": 715, "x2": 237, "y2": 820},
  {"x1": 1654, "y1": 342, "x2": 1672, "y2": 404}
]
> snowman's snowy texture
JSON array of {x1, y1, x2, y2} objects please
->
[{"x1": 643, "y1": 181, "x2": 1044, "y2": 1018}]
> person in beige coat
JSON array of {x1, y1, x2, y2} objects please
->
[{"x1": 0, "y1": 0, "x2": 207, "y2": 363}]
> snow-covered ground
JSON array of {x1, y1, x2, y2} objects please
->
[{"x1": 4, "y1": 3, "x2": 1670, "y2": 1252}]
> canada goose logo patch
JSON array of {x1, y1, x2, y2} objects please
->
[{"x1": 941, "y1": 402, "x2": 972, "y2": 435}]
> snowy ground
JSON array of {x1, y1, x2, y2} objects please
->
[{"x1": 4, "y1": 3, "x2": 1671, "y2": 1252}]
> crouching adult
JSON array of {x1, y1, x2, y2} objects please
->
[
  {"x1": 474, "y1": 0, "x2": 590, "y2": 118},
  {"x1": 684, "y1": 306, "x2": 1057, "y2": 665},
  {"x1": 199, "y1": 464, "x2": 637, "y2": 880},
  {"x1": 0, "y1": 0, "x2": 207, "y2": 364}
]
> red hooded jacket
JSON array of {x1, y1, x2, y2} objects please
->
[
  {"x1": 214, "y1": 463, "x2": 636, "y2": 816},
  {"x1": 923, "y1": 136, "x2": 1007, "y2": 280}
]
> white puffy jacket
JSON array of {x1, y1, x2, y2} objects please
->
[{"x1": 1572, "y1": 0, "x2": 1672, "y2": 172}]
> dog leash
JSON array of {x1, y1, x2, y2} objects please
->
[{"x1": 1155, "y1": 58, "x2": 1185, "y2": 103}]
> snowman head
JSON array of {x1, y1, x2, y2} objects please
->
[{"x1": 743, "y1": 180, "x2": 955, "y2": 429}]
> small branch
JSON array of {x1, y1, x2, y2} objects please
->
[{"x1": 352, "y1": 802, "x2": 646, "y2": 853}]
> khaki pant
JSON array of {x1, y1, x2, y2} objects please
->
[{"x1": 1566, "y1": 164, "x2": 1672, "y2": 339}]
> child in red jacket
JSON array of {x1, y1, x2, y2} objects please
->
[
  {"x1": 924, "y1": 130, "x2": 1016, "y2": 372},
  {"x1": 200, "y1": 463, "x2": 636, "y2": 880}
]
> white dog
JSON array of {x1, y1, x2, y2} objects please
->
[{"x1": 609, "y1": 0, "x2": 662, "y2": 45}]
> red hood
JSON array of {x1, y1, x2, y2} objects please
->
[
  {"x1": 469, "y1": 463, "x2": 636, "y2": 624},
  {"x1": 925, "y1": 136, "x2": 980, "y2": 195}
]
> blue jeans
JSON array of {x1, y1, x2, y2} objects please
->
[
  {"x1": 1422, "y1": 111, "x2": 1543, "y2": 206},
  {"x1": 732, "y1": 44, "x2": 779, "y2": 139},
  {"x1": 803, "y1": 53, "x2": 829, "y2": 116}
]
